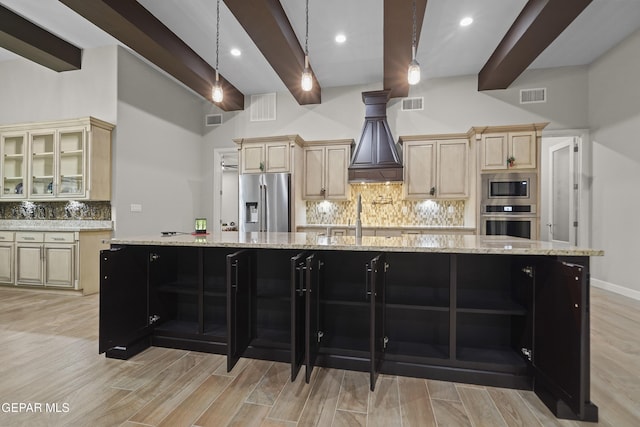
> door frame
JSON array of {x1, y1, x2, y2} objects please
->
[
  {"x1": 213, "y1": 147, "x2": 239, "y2": 233},
  {"x1": 541, "y1": 130, "x2": 591, "y2": 247}
]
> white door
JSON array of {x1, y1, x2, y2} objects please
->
[{"x1": 547, "y1": 138, "x2": 578, "y2": 245}]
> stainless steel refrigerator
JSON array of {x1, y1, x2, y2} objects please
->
[{"x1": 239, "y1": 173, "x2": 291, "y2": 232}]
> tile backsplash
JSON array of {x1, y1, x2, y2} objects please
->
[
  {"x1": 306, "y1": 183, "x2": 464, "y2": 226},
  {"x1": 0, "y1": 201, "x2": 111, "y2": 220}
]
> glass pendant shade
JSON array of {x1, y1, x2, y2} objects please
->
[
  {"x1": 408, "y1": 58, "x2": 421, "y2": 85},
  {"x1": 301, "y1": 55, "x2": 313, "y2": 92},
  {"x1": 212, "y1": 71, "x2": 223, "y2": 103}
]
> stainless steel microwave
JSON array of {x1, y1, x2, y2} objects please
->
[{"x1": 481, "y1": 172, "x2": 537, "y2": 201}]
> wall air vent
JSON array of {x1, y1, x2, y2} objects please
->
[
  {"x1": 520, "y1": 88, "x2": 547, "y2": 104},
  {"x1": 401, "y1": 97, "x2": 424, "y2": 111},
  {"x1": 250, "y1": 93, "x2": 277, "y2": 122},
  {"x1": 205, "y1": 114, "x2": 222, "y2": 126}
]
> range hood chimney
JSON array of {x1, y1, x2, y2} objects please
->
[{"x1": 348, "y1": 90, "x2": 403, "y2": 182}]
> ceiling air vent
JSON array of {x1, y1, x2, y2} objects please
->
[
  {"x1": 520, "y1": 88, "x2": 547, "y2": 104},
  {"x1": 401, "y1": 97, "x2": 423, "y2": 111},
  {"x1": 250, "y1": 93, "x2": 277, "y2": 122},
  {"x1": 205, "y1": 113, "x2": 222, "y2": 127}
]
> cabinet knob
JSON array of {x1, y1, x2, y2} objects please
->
[{"x1": 429, "y1": 187, "x2": 436, "y2": 196}]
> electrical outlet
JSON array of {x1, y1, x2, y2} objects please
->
[
  {"x1": 130, "y1": 203, "x2": 143, "y2": 213},
  {"x1": 401, "y1": 206, "x2": 408, "y2": 215}
]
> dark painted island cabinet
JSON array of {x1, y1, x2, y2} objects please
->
[{"x1": 100, "y1": 243, "x2": 597, "y2": 422}]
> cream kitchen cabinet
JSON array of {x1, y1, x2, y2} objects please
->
[
  {"x1": 400, "y1": 136, "x2": 469, "y2": 199},
  {"x1": 0, "y1": 117, "x2": 113, "y2": 201},
  {"x1": 235, "y1": 135, "x2": 303, "y2": 174},
  {"x1": 302, "y1": 140, "x2": 351, "y2": 200},
  {"x1": 480, "y1": 131, "x2": 536, "y2": 170},
  {"x1": 16, "y1": 232, "x2": 75, "y2": 288},
  {"x1": 0, "y1": 132, "x2": 27, "y2": 199},
  {"x1": 0, "y1": 231, "x2": 15, "y2": 284}
]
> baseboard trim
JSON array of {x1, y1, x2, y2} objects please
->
[{"x1": 592, "y1": 278, "x2": 640, "y2": 301}]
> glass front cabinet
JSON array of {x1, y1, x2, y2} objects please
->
[
  {"x1": 0, "y1": 117, "x2": 113, "y2": 201},
  {"x1": 0, "y1": 132, "x2": 27, "y2": 199}
]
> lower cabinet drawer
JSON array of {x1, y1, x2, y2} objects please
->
[
  {"x1": 44, "y1": 232, "x2": 76, "y2": 243},
  {"x1": 0, "y1": 231, "x2": 14, "y2": 242},
  {"x1": 16, "y1": 232, "x2": 44, "y2": 243}
]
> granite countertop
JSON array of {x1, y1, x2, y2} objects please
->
[
  {"x1": 110, "y1": 232, "x2": 603, "y2": 257},
  {"x1": 0, "y1": 220, "x2": 113, "y2": 231}
]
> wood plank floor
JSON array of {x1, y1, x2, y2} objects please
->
[{"x1": 0, "y1": 286, "x2": 638, "y2": 426}]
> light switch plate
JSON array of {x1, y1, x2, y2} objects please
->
[{"x1": 130, "y1": 203, "x2": 142, "y2": 213}]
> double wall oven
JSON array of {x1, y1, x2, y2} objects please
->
[{"x1": 480, "y1": 172, "x2": 537, "y2": 239}]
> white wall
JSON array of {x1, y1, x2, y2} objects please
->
[
  {"x1": 113, "y1": 48, "x2": 207, "y2": 237},
  {"x1": 0, "y1": 45, "x2": 117, "y2": 125},
  {"x1": 588, "y1": 28, "x2": 640, "y2": 298}
]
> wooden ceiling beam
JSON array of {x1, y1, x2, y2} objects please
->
[
  {"x1": 224, "y1": 0, "x2": 321, "y2": 105},
  {"x1": 478, "y1": 0, "x2": 592, "y2": 91},
  {"x1": 383, "y1": 0, "x2": 427, "y2": 99},
  {"x1": 59, "y1": 0, "x2": 244, "y2": 111},
  {"x1": 0, "y1": 4, "x2": 81, "y2": 72}
]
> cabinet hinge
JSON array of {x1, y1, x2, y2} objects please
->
[
  {"x1": 521, "y1": 347, "x2": 532, "y2": 361},
  {"x1": 149, "y1": 314, "x2": 160, "y2": 324},
  {"x1": 149, "y1": 253, "x2": 160, "y2": 262},
  {"x1": 384, "y1": 262, "x2": 389, "y2": 272},
  {"x1": 574, "y1": 183, "x2": 579, "y2": 190},
  {"x1": 521, "y1": 266, "x2": 534, "y2": 278}
]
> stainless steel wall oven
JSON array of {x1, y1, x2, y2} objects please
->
[{"x1": 480, "y1": 172, "x2": 538, "y2": 239}]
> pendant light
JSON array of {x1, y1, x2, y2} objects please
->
[
  {"x1": 301, "y1": 0, "x2": 313, "y2": 92},
  {"x1": 212, "y1": 0, "x2": 224, "y2": 103},
  {"x1": 407, "y1": 0, "x2": 421, "y2": 85}
]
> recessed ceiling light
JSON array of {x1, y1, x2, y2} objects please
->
[
  {"x1": 335, "y1": 33, "x2": 346, "y2": 44},
  {"x1": 230, "y1": 48, "x2": 241, "y2": 56},
  {"x1": 460, "y1": 17, "x2": 473, "y2": 27}
]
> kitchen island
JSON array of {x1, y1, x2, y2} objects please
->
[{"x1": 101, "y1": 232, "x2": 602, "y2": 421}]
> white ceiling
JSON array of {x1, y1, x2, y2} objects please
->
[{"x1": 2, "y1": 0, "x2": 640, "y2": 97}]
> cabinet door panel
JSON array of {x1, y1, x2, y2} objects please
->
[
  {"x1": 44, "y1": 245, "x2": 74, "y2": 287},
  {"x1": 325, "y1": 146, "x2": 349, "y2": 200},
  {"x1": 303, "y1": 147, "x2": 324, "y2": 199},
  {"x1": 510, "y1": 132, "x2": 536, "y2": 169},
  {"x1": 481, "y1": 134, "x2": 508, "y2": 170},
  {"x1": 404, "y1": 142, "x2": 435, "y2": 199},
  {"x1": 437, "y1": 140, "x2": 468, "y2": 198},
  {"x1": 266, "y1": 142, "x2": 289, "y2": 172},
  {"x1": 227, "y1": 250, "x2": 253, "y2": 371},
  {"x1": 242, "y1": 145, "x2": 264, "y2": 173},
  {"x1": 99, "y1": 247, "x2": 149, "y2": 354},
  {"x1": 369, "y1": 253, "x2": 386, "y2": 391},
  {"x1": 533, "y1": 259, "x2": 586, "y2": 417},
  {"x1": 0, "y1": 244, "x2": 13, "y2": 284},
  {"x1": 305, "y1": 252, "x2": 323, "y2": 383},
  {"x1": 16, "y1": 245, "x2": 43, "y2": 285},
  {"x1": 290, "y1": 251, "x2": 307, "y2": 381}
]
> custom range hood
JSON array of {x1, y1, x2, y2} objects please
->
[{"x1": 348, "y1": 90, "x2": 403, "y2": 182}]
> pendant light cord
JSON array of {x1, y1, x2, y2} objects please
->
[
  {"x1": 304, "y1": 0, "x2": 309, "y2": 56},
  {"x1": 411, "y1": 0, "x2": 417, "y2": 58},
  {"x1": 216, "y1": 0, "x2": 220, "y2": 74}
]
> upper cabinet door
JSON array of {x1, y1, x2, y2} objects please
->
[
  {"x1": 481, "y1": 133, "x2": 508, "y2": 170},
  {"x1": 437, "y1": 139, "x2": 468, "y2": 198},
  {"x1": 369, "y1": 253, "x2": 387, "y2": 391},
  {"x1": 324, "y1": 146, "x2": 350, "y2": 200},
  {"x1": 302, "y1": 147, "x2": 324, "y2": 199},
  {"x1": 305, "y1": 252, "x2": 323, "y2": 383},
  {"x1": 227, "y1": 249, "x2": 254, "y2": 372},
  {"x1": 290, "y1": 251, "x2": 308, "y2": 381},
  {"x1": 403, "y1": 141, "x2": 436, "y2": 199},
  {"x1": 533, "y1": 259, "x2": 588, "y2": 419},
  {"x1": 265, "y1": 142, "x2": 290, "y2": 172},
  {"x1": 99, "y1": 246, "x2": 150, "y2": 356},
  {"x1": 29, "y1": 130, "x2": 57, "y2": 198},
  {"x1": 509, "y1": 131, "x2": 536, "y2": 169},
  {"x1": 241, "y1": 145, "x2": 265, "y2": 174},
  {"x1": 0, "y1": 132, "x2": 27, "y2": 199},
  {"x1": 58, "y1": 128, "x2": 86, "y2": 197}
]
